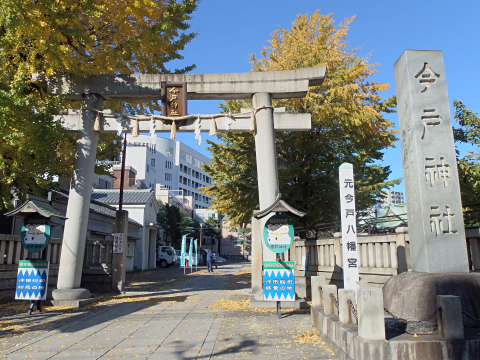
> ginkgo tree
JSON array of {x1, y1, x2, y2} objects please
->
[
  {"x1": 0, "y1": 0, "x2": 198, "y2": 208},
  {"x1": 453, "y1": 100, "x2": 480, "y2": 226},
  {"x1": 202, "y1": 11, "x2": 400, "y2": 235}
]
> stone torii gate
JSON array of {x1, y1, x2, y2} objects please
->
[{"x1": 37, "y1": 67, "x2": 326, "y2": 300}]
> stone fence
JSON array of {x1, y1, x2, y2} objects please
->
[
  {"x1": 310, "y1": 279, "x2": 478, "y2": 359},
  {"x1": 0, "y1": 234, "x2": 113, "y2": 303},
  {"x1": 290, "y1": 227, "x2": 480, "y2": 298}
]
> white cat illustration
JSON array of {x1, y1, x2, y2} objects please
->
[
  {"x1": 24, "y1": 224, "x2": 46, "y2": 244},
  {"x1": 267, "y1": 224, "x2": 291, "y2": 244}
]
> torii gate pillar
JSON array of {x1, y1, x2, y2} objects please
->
[
  {"x1": 253, "y1": 93, "x2": 278, "y2": 262},
  {"x1": 53, "y1": 94, "x2": 103, "y2": 300}
]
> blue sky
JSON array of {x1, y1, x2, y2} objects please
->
[{"x1": 164, "y1": 0, "x2": 480, "y2": 195}]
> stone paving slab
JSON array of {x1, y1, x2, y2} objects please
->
[{"x1": 0, "y1": 263, "x2": 338, "y2": 359}]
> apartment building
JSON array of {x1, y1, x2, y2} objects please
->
[
  {"x1": 381, "y1": 190, "x2": 405, "y2": 207},
  {"x1": 121, "y1": 135, "x2": 213, "y2": 209}
]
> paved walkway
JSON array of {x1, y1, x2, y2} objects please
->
[{"x1": 0, "y1": 263, "x2": 337, "y2": 359}]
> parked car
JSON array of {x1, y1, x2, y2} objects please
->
[
  {"x1": 157, "y1": 246, "x2": 177, "y2": 268},
  {"x1": 172, "y1": 250, "x2": 199, "y2": 263},
  {"x1": 213, "y1": 253, "x2": 226, "y2": 263},
  {"x1": 182, "y1": 253, "x2": 201, "y2": 264}
]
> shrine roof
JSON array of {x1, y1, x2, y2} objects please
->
[
  {"x1": 365, "y1": 203, "x2": 408, "y2": 230},
  {"x1": 91, "y1": 189, "x2": 155, "y2": 205},
  {"x1": 5, "y1": 195, "x2": 67, "y2": 219},
  {"x1": 50, "y1": 189, "x2": 143, "y2": 227},
  {"x1": 254, "y1": 194, "x2": 306, "y2": 219}
]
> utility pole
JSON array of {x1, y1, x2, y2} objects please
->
[
  {"x1": 119, "y1": 133, "x2": 127, "y2": 211},
  {"x1": 112, "y1": 133, "x2": 128, "y2": 293}
]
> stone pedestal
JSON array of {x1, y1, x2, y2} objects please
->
[
  {"x1": 358, "y1": 287, "x2": 385, "y2": 341},
  {"x1": 438, "y1": 295, "x2": 464, "y2": 339},
  {"x1": 383, "y1": 272, "x2": 480, "y2": 327}
]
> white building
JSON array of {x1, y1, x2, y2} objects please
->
[
  {"x1": 91, "y1": 189, "x2": 160, "y2": 271},
  {"x1": 381, "y1": 190, "x2": 405, "y2": 207},
  {"x1": 122, "y1": 135, "x2": 213, "y2": 210}
]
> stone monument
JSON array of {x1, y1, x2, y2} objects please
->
[
  {"x1": 394, "y1": 50, "x2": 468, "y2": 273},
  {"x1": 383, "y1": 50, "x2": 480, "y2": 327}
]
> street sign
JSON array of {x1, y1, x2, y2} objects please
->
[
  {"x1": 263, "y1": 261, "x2": 295, "y2": 301},
  {"x1": 113, "y1": 233, "x2": 124, "y2": 253},
  {"x1": 21, "y1": 214, "x2": 51, "y2": 253},
  {"x1": 15, "y1": 260, "x2": 49, "y2": 300},
  {"x1": 263, "y1": 214, "x2": 294, "y2": 253}
]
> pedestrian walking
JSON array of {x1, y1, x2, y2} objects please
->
[{"x1": 206, "y1": 251, "x2": 214, "y2": 272}]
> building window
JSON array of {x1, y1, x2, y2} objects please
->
[
  {"x1": 166, "y1": 160, "x2": 172, "y2": 169},
  {"x1": 127, "y1": 243, "x2": 135, "y2": 257},
  {"x1": 151, "y1": 158, "x2": 155, "y2": 167},
  {"x1": 165, "y1": 173, "x2": 172, "y2": 182},
  {"x1": 186, "y1": 154, "x2": 193, "y2": 163},
  {"x1": 166, "y1": 146, "x2": 173, "y2": 157},
  {"x1": 194, "y1": 158, "x2": 203, "y2": 168},
  {"x1": 146, "y1": 164, "x2": 149, "y2": 173}
]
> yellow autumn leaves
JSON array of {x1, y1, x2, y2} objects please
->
[
  {"x1": 0, "y1": 0, "x2": 198, "y2": 207},
  {"x1": 250, "y1": 11, "x2": 396, "y2": 144}
]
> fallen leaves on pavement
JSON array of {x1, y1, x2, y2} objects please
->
[{"x1": 295, "y1": 331, "x2": 325, "y2": 344}]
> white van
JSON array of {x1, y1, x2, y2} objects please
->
[{"x1": 157, "y1": 246, "x2": 177, "y2": 268}]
